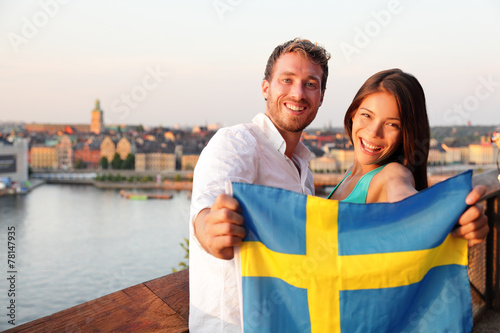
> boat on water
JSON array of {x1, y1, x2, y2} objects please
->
[{"x1": 119, "y1": 190, "x2": 173, "y2": 200}]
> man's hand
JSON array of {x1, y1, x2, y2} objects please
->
[
  {"x1": 194, "y1": 194, "x2": 246, "y2": 260},
  {"x1": 451, "y1": 185, "x2": 489, "y2": 247}
]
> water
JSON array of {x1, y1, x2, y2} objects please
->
[{"x1": 0, "y1": 184, "x2": 190, "y2": 330}]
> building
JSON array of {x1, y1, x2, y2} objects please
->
[
  {"x1": 116, "y1": 137, "x2": 132, "y2": 159},
  {"x1": 469, "y1": 142, "x2": 497, "y2": 165},
  {"x1": 57, "y1": 135, "x2": 73, "y2": 170},
  {"x1": 30, "y1": 145, "x2": 58, "y2": 170},
  {"x1": 0, "y1": 137, "x2": 29, "y2": 183},
  {"x1": 310, "y1": 156, "x2": 338, "y2": 173},
  {"x1": 441, "y1": 144, "x2": 469, "y2": 164},
  {"x1": 135, "y1": 141, "x2": 175, "y2": 172},
  {"x1": 73, "y1": 140, "x2": 101, "y2": 169},
  {"x1": 326, "y1": 149, "x2": 354, "y2": 172},
  {"x1": 90, "y1": 99, "x2": 104, "y2": 134},
  {"x1": 181, "y1": 154, "x2": 199, "y2": 171},
  {"x1": 25, "y1": 123, "x2": 89, "y2": 134},
  {"x1": 179, "y1": 143, "x2": 202, "y2": 171},
  {"x1": 100, "y1": 136, "x2": 116, "y2": 162}
]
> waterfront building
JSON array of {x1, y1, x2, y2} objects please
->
[
  {"x1": 116, "y1": 137, "x2": 132, "y2": 159},
  {"x1": 181, "y1": 153, "x2": 199, "y2": 171},
  {"x1": 326, "y1": 148, "x2": 354, "y2": 172},
  {"x1": 135, "y1": 141, "x2": 175, "y2": 172},
  {"x1": 73, "y1": 140, "x2": 101, "y2": 169},
  {"x1": 469, "y1": 141, "x2": 497, "y2": 165},
  {"x1": 0, "y1": 137, "x2": 29, "y2": 183},
  {"x1": 178, "y1": 142, "x2": 202, "y2": 171},
  {"x1": 90, "y1": 99, "x2": 104, "y2": 134},
  {"x1": 30, "y1": 145, "x2": 58, "y2": 170},
  {"x1": 428, "y1": 146, "x2": 446, "y2": 165},
  {"x1": 310, "y1": 156, "x2": 338, "y2": 173},
  {"x1": 441, "y1": 144, "x2": 469, "y2": 164},
  {"x1": 100, "y1": 136, "x2": 116, "y2": 162},
  {"x1": 57, "y1": 135, "x2": 73, "y2": 170}
]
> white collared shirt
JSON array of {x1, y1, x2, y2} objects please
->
[{"x1": 189, "y1": 113, "x2": 314, "y2": 332}]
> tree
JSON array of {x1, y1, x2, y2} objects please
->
[
  {"x1": 99, "y1": 156, "x2": 109, "y2": 169},
  {"x1": 122, "y1": 153, "x2": 135, "y2": 170},
  {"x1": 74, "y1": 158, "x2": 85, "y2": 169},
  {"x1": 111, "y1": 153, "x2": 122, "y2": 170}
]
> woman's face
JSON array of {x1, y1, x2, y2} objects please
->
[{"x1": 351, "y1": 91, "x2": 403, "y2": 168}]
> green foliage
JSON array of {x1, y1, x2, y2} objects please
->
[
  {"x1": 173, "y1": 174, "x2": 182, "y2": 182},
  {"x1": 122, "y1": 154, "x2": 135, "y2": 170},
  {"x1": 74, "y1": 158, "x2": 85, "y2": 169},
  {"x1": 111, "y1": 153, "x2": 123, "y2": 170},
  {"x1": 139, "y1": 175, "x2": 153, "y2": 183},
  {"x1": 99, "y1": 156, "x2": 109, "y2": 169},
  {"x1": 172, "y1": 238, "x2": 189, "y2": 273}
]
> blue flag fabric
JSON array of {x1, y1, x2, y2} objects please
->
[{"x1": 233, "y1": 170, "x2": 473, "y2": 332}]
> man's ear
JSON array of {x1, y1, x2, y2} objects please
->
[
  {"x1": 262, "y1": 80, "x2": 270, "y2": 101},
  {"x1": 319, "y1": 91, "x2": 324, "y2": 107}
]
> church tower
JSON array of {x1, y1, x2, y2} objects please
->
[{"x1": 90, "y1": 99, "x2": 104, "y2": 134}]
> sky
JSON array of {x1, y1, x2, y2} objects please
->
[{"x1": 0, "y1": 0, "x2": 499, "y2": 129}]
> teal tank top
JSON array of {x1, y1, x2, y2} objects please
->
[{"x1": 326, "y1": 165, "x2": 386, "y2": 203}]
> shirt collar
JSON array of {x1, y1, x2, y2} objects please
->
[{"x1": 252, "y1": 113, "x2": 312, "y2": 163}]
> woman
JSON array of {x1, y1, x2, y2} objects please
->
[{"x1": 328, "y1": 68, "x2": 430, "y2": 203}]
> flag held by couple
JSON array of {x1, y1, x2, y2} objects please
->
[{"x1": 232, "y1": 171, "x2": 473, "y2": 332}]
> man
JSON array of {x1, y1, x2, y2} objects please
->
[{"x1": 189, "y1": 38, "x2": 488, "y2": 332}]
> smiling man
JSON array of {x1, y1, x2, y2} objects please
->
[{"x1": 188, "y1": 38, "x2": 488, "y2": 332}]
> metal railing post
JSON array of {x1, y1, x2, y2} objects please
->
[{"x1": 485, "y1": 194, "x2": 500, "y2": 310}]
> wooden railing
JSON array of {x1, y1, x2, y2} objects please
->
[
  {"x1": 6, "y1": 170, "x2": 500, "y2": 332},
  {"x1": 5, "y1": 269, "x2": 189, "y2": 332}
]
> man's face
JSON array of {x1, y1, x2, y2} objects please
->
[{"x1": 262, "y1": 52, "x2": 324, "y2": 135}]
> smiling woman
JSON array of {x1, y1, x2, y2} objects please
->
[{"x1": 328, "y1": 68, "x2": 429, "y2": 204}]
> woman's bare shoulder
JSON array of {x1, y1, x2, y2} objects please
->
[
  {"x1": 372, "y1": 162, "x2": 417, "y2": 203},
  {"x1": 378, "y1": 162, "x2": 413, "y2": 181}
]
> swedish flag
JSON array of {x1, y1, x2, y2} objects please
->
[{"x1": 233, "y1": 171, "x2": 473, "y2": 332}]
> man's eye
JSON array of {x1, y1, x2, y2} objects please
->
[
  {"x1": 306, "y1": 82, "x2": 317, "y2": 88},
  {"x1": 282, "y1": 78, "x2": 291, "y2": 83}
]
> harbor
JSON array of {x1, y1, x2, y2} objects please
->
[{"x1": 0, "y1": 182, "x2": 190, "y2": 330}]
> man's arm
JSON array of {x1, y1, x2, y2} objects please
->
[
  {"x1": 193, "y1": 193, "x2": 246, "y2": 260},
  {"x1": 451, "y1": 185, "x2": 489, "y2": 247}
]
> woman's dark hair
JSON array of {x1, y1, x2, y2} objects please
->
[{"x1": 344, "y1": 68, "x2": 430, "y2": 190}]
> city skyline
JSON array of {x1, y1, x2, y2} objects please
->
[{"x1": 1, "y1": 1, "x2": 499, "y2": 128}]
